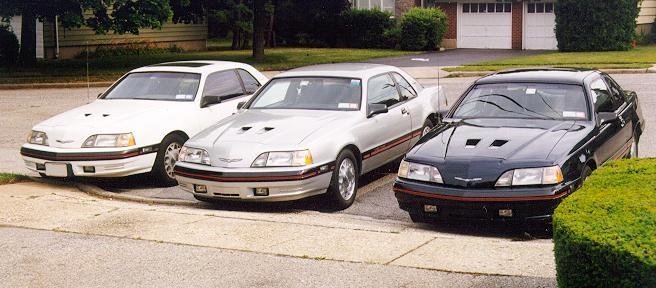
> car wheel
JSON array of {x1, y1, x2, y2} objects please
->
[
  {"x1": 579, "y1": 165, "x2": 593, "y2": 189},
  {"x1": 421, "y1": 119, "x2": 434, "y2": 137},
  {"x1": 152, "y1": 134, "x2": 186, "y2": 187},
  {"x1": 409, "y1": 212, "x2": 426, "y2": 223},
  {"x1": 327, "y1": 150, "x2": 359, "y2": 210},
  {"x1": 629, "y1": 134, "x2": 639, "y2": 159}
]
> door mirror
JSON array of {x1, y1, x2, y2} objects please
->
[
  {"x1": 201, "y1": 93, "x2": 244, "y2": 108},
  {"x1": 598, "y1": 112, "x2": 619, "y2": 126},
  {"x1": 237, "y1": 101, "x2": 246, "y2": 109},
  {"x1": 436, "y1": 108, "x2": 449, "y2": 123},
  {"x1": 367, "y1": 103, "x2": 388, "y2": 118}
]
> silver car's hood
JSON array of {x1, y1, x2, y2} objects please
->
[{"x1": 189, "y1": 109, "x2": 351, "y2": 168}]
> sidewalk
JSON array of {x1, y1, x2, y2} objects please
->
[{"x1": 0, "y1": 181, "x2": 556, "y2": 278}]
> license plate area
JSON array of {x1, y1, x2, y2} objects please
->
[{"x1": 45, "y1": 162, "x2": 70, "y2": 177}]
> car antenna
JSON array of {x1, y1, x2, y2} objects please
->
[{"x1": 86, "y1": 41, "x2": 90, "y2": 104}]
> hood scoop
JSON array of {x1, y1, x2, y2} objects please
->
[
  {"x1": 256, "y1": 127, "x2": 275, "y2": 134},
  {"x1": 465, "y1": 139, "x2": 481, "y2": 149},
  {"x1": 102, "y1": 114, "x2": 110, "y2": 117},
  {"x1": 490, "y1": 139, "x2": 509, "y2": 149},
  {"x1": 238, "y1": 127, "x2": 252, "y2": 134},
  {"x1": 84, "y1": 113, "x2": 91, "y2": 117}
]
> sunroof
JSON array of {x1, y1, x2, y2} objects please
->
[{"x1": 149, "y1": 62, "x2": 212, "y2": 68}]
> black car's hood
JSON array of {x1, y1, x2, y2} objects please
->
[{"x1": 406, "y1": 118, "x2": 587, "y2": 187}]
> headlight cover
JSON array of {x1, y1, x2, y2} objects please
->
[
  {"x1": 495, "y1": 166, "x2": 564, "y2": 187},
  {"x1": 178, "y1": 146, "x2": 211, "y2": 165},
  {"x1": 398, "y1": 160, "x2": 443, "y2": 184},
  {"x1": 82, "y1": 133, "x2": 135, "y2": 148},
  {"x1": 251, "y1": 150, "x2": 313, "y2": 167},
  {"x1": 27, "y1": 131, "x2": 48, "y2": 146}
]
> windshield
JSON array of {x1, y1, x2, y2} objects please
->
[
  {"x1": 249, "y1": 77, "x2": 362, "y2": 111},
  {"x1": 103, "y1": 72, "x2": 201, "y2": 101},
  {"x1": 453, "y1": 83, "x2": 589, "y2": 120}
]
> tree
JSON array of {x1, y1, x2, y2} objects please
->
[
  {"x1": 252, "y1": 0, "x2": 266, "y2": 60},
  {"x1": 0, "y1": 0, "x2": 182, "y2": 64}
]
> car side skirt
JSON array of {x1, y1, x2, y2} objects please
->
[{"x1": 363, "y1": 128, "x2": 424, "y2": 160}]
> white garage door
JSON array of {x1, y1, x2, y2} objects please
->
[
  {"x1": 457, "y1": 2, "x2": 513, "y2": 49},
  {"x1": 524, "y1": 1, "x2": 558, "y2": 50}
]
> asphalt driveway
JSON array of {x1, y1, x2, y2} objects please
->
[{"x1": 366, "y1": 49, "x2": 548, "y2": 67}]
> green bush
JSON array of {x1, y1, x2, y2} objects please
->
[
  {"x1": 555, "y1": 0, "x2": 640, "y2": 51},
  {"x1": 0, "y1": 25, "x2": 20, "y2": 66},
  {"x1": 399, "y1": 7, "x2": 447, "y2": 51},
  {"x1": 383, "y1": 26, "x2": 402, "y2": 49},
  {"x1": 80, "y1": 44, "x2": 183, "y2": 59},
  {"x1": 340, "y1": 9, "x2": 395, "y2": 48},
  {"x1": 553, "y1": 158, "x2": 656, "y2": 288}
]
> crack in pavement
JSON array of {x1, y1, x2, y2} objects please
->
[{"x1": 384, "y1": 236, "x2": 438, "y2": 265}]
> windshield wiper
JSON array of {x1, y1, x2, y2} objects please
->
[{"x1": 465, "y1": 93, "x2": 556, "y2": 120}]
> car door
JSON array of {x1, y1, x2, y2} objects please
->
[
  {"x1": 589, "y1": 76, "x2": 629, "y2": 163},
  {"x1": 602, "y1": 74, "x2": 634, "y2": 157},
  {"x1": 197, "y1": 69, "x2": 254, "y2": 129},
  {"x1": 391, "y1": 72, "x2": 425, "y2": 146},
  {"x1": 357, "y1": 73, "x2": 412, "y2": 173}
]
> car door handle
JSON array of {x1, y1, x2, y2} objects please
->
[{"x1": 401, "y1": 108, "x2": 410, "y2": 115}]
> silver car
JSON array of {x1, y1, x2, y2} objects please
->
[{"x1": 174, "y1": 63, "x2": 446, "y2": 209}]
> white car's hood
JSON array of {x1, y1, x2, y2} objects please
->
[
  {"x1": 189, "y1": 109, "x2": 354, "y2": 168},
  {"x1": 34, "y1": 99, "x2": 189, "y2": 149}
]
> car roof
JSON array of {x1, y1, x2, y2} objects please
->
[
  {"x1": 129, "y1": 61, "x2": 257, "y2": 74},
  {"x1": 475, "y1": 68, "x2": 599, "y2": 85},
  {"x1": 275, "y1": 63, "x2": 401, "y2": 79}
]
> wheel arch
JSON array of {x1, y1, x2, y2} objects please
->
[{"x1": 339, "y1": 144, "x2": 362, "y2": 175}]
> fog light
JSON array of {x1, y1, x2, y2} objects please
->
[
  {"x1": 83, "y1": 166, "x2": 95, "y2": 173},
  {"x1": 254, "y1": 188, "x2": 269, "y2": 196},
  {"x1": 35, "y1": 163, "x2": 46, "y2": 171},
  {"x1": 424, "y1": 205, "x2": 438, "y2": 213},
  {"x1": 194, "y1": 184, "x2": 207, "y2": 193},
  {"x1": 499, "y1": 209, "x2": 513, "y2": 217}
]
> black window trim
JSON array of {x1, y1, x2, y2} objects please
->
[
  {"x1": 235, "y1": 68, "x2": 262, "y2": 95},
  {"x1": 367, "y1": 72, "x2": 407, "y2": 115}
]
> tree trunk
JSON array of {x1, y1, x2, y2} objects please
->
[
  {"x1": 19, "y1": 9, "x2": 37, "y2": 65},
  {"x1": 252, "y1": 0, "x2": 266, "y2": 60}
]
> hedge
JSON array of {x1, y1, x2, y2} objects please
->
[
  {"x1": 554, "y1": 0, "x2": 640, "y2": 51},
  {"x1": 340, "y1": 9, "x2": 395, "y2": 49},
  {"x1": 553, "y1": 158, "x2": 656, "y2": 288},
  {"x1": 399, "y1": 7, "x2": 448, "y2": 51},
  {"x1": 0, "y1": 25, "x2": 19, "y2": 66}
]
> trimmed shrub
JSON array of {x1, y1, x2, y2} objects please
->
[
  {"x1": 0, "y1": 25, "x2": 20, "y2": 66},
  {"x1": 79, "y1": 43, "x2": 183, "y2": 59},
  {"x1": 553, "y1": 158, "x2": 656, "y2": 288},
  {"x1": 399, "y1": 7, "x2": 448, "y2": 51},
  {"x1": 555, "y1": 0, "x2": 640, "y2": 51},
  {"x1": 340, "y1": 9, "x2": 395, "y2": 48},
  {"x1": 383, "y1": 26, "x2": 402, "y2": 49}
]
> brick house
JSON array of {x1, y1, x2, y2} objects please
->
[{"x1": 352, "y1": 0, "x2": 656, "y2": 50}]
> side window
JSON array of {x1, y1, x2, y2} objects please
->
[
  {"x1": 590, "y1": 78, "x2": 616, "y2": 113},
  {"x1": 603, "y1": 75, "x2": 626, "y2": 107},
  {"x1": 202, "y1": 70, "x2": 244, "y2": 97},
  {"x1": 367, "y1": 74, "x2": 402, "y2": 108},
  {"x1": 392, "y1": 72, "x2": 417, "y2": 100},
  {"x1": 237, "y1": 69, "x2": 261, "y2": 94}
]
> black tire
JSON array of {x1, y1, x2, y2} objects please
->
[
  {"x1": 409, "y1": 212, "x2": 427, "y2": 223},
  {"x1": 327, "y1": 149, "x2": 359, "y2": 210},
  {"x1": 421, "y1": 118, "x2": 435, "y2": 137},
  {"x1": 151, "y1": 133, "x2": 186, "y2": 187},
  {"x1": 579, "y1": 165, "x2": 593, "y2": 189}
]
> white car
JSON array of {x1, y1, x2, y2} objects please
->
[
  {"x1": 21, "y1": 61, "x2": 268, "y2": 186},
  {"x1": 174, "y1": 63, "x2": 446, "y2": 209}
]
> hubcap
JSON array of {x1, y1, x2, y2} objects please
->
[
  {"x1": 422, "y1": 125, "x2": 431, "y2": 137},
  {"x1": 337, "y1": 158, "x2": 356, "y2": 200},
  {"x1": 164, "y1": 142, "x2": 181, "y2": 178}
]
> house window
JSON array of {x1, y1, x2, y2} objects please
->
[
  {"x1": 462, "y1": 2, "x2": 512, "y2": 13},
  {"x1": 354, "y1": 0, "x2": 395, "y2": 13},
  {"x1": 463, "y1": 3, "x2": 470, "y2": 13},
  {"x1": 528, "y1": 2, "x2": 555, "y2": 14}
]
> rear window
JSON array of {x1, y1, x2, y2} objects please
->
[{"x1": 453, "y1": 83, "x2": 589, "y2": 120}]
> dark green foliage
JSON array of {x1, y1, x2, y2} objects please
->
[
  {"x1": 81, "y1": 44, "x2": 183, "y2": 58},
  {"x1": 554, "y1": 0, "x2": 640, "y2": 51},
  {"x1": 399, "y1": 7, "x2": 447, "y2": 51},
  {"x1": 553, "y1": 158, "x2": 656, "y2": 288},
  {"x1": 340, "y1": 9, "x2": 395, "y2": 49},
  {"x1": 0, "y1": 25, "x2": 19, "y2": 66},
  {"x1": 652, "y1": 20, "x2": 656, "y2": 43},
  {"x1": 383, "y1": 26, "x2": 402, "y2": 49},
  {"x1": 274, "y1": 0, "x2": 351, "y2": 47}
]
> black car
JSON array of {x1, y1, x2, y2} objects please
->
[{"x1": 394, "y1": 68, "x2": 645, "y2": 223}]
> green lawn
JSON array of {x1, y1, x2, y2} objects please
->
[
  {"x1": 444, "y1": 45, "x2": 656, "y2": 72},
  {"x1": 0, "y1": 46, "x2": 420, "y2": 84},
  {"x1": 0, "y1": 173, "x2": 30, "y2": 185}
]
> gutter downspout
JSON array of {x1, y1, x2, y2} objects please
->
[{"x1": 54, "y1": 15, "x2": 59, "y2": 59}]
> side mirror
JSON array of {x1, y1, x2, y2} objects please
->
[
  {"x1": 200, "y1": 95, "x2": 222, "y2": 108},
  {"x1": 367, "y1": 103, "x2": 388, "y2": 118},
  {"x1": 598, "y1": 112, "x2": 619, "y2": 126},
  {"x1": 237, "y1": 101, "x2": 246, "y2": 109},
  {"x1": 436, "y1": 108, "x2": 449, "y2": 123}
]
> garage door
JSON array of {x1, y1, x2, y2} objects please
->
[
  {"x1": 457, "y1": 2, "x2": 513, "y2": 49},
  {"x1": 524, "y1": 1, "x2": 558, "y2": 50}
]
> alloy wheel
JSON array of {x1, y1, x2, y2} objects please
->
[
  {"x1": 337, "y1": 158, "x2": 356, "y2": 200},
  {"x1": 164, "y1": 142, "x2": 181, "y2": 178}
]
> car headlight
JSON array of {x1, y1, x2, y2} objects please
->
[
  {"x1": 178, "y1": 146, "x2": 211, "y2": 165},
  {"x1": 397, "y1": 160, "x2": 443, "y2": 184},
  {"x1": 251, "y1": 150, "x2": 313, "y2": 167},
  {"x1": 82, "y1": 133, "x2": 135, "y2": 148},
  {"x1": 495, "y1": 166, "x2": 564, "y2": 187},
  {"x1": 27, "y1": 130, "x2": 49, "y2": 146}
]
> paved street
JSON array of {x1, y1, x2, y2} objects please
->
[{"x1": 365, "y1": 49, "x2": 547, "y2": 67}]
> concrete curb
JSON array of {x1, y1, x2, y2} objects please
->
[{"x1": 445, "y1": 66, "x2": 656, "y2": 78}]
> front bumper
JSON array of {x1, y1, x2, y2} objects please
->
[
  {"x1": 20, "y1": 144, "x2": 159, "y2": 177},
  {"x1": 174, "y1": 162, "x2": 335, "y2": 202},
  {"x1": 394, "y1": 178, "x2": 578, "y2": 221}
]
